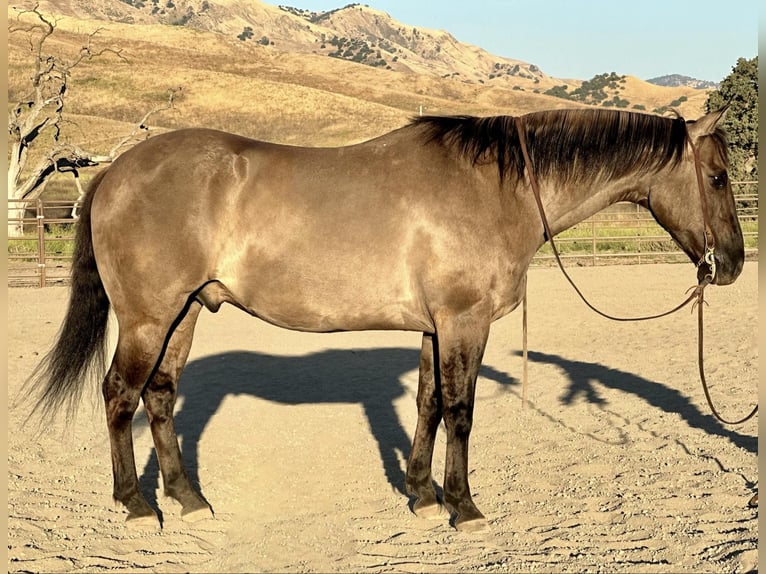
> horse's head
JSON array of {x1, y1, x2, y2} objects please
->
[{"x1": 645, "y1": 108, "x2": 744, "y2": 285}]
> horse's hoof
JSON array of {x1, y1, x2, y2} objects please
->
[
  {"x1": 125, "y1": 513, "x2": 161, "y2": 531},
  {"x1": 413, "y1": 500, "x2": 446, "y2": 520},
  {"x1": 454, "y1": 516, "x2": 490, "y2": 533},
  {"x1": 182, "y1": 505, "x2": 214, "y2": 523}
]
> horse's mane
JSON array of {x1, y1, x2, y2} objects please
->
[{"x1": 411, "y1": 109, "x2": 696, "y2": 185}]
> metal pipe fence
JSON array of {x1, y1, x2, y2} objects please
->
[
  {"x1": 7, "y1": 183, "x2": 759, "y2": 287},
  {"x1": 8, "y1": 198, "x2": 79, "y2": 287}
]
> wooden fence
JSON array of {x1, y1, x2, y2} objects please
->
[{"x1": 7, "y1": 183, "x2": 759, "y2": 287}]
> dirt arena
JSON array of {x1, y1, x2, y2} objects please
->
[{"x1": 7, "y1": 263, "x2": 758, "y2": 573}]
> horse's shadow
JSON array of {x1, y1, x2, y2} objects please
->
[
  {"x1": 135, "y1": 347, "x2": 516, "y2": 512},
  {"x1": 134, "y1": 346, "x2": 756, "y2": 516},
  {"x1": 522, "y1": 349, "x2": 757, "y2": 456}
]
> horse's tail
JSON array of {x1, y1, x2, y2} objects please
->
[{"x1": 25, "y1": 169, "x2": 111, "y2": 421}]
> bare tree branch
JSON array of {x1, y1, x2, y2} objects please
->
[
  {"x1": 7, "y1": 5, "x2": 181, "y2": 236},
  {"x1": 69, "y1": 27, "x2": 129, "y2": 68},
  {"x1": 109, "y1": 87, "x2": 182, "y2": 157}
]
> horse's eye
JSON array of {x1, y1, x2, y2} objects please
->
[{"x1": 710, "y1": 173, "x2": 728, "y2": 190}]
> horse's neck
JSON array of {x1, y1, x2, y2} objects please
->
[{"x1": 540, "y1": 176, "x2": 641, "y2": 236}]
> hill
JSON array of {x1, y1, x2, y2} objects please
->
[
  {"x1": 647, "y1": 74, "x2": 718, "y2": 90},
  {"x1": 8, "y1": 0, "x2": 713, "y2": 201},
  {"x1": 27, "y1": 0, "x2": 568, "y2": 91},
  {"x1": 22, "y1": 0, "x2": 716, "y2": 110}
]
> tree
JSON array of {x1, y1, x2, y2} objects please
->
[
  {"x1": 7, "y1": 6, "x2": 180, "y2": 237},
  {"x1": 705, "y1": 56, "x2": 758, "y2": 182}
]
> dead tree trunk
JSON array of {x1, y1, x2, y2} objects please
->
[{"x1": 7, "y1": 5, "x2": 180, "y2": 237}]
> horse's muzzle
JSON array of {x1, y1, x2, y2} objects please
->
[{"x1": 699, "y1": 252, "x2": 744, "y2": 286}]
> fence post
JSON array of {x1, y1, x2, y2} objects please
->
[
  {"x1": 36, "y1": 198, "x2": 46, "y2": 288},
  {"x1": 591, "y1": 220, "x2": 596, "y2": 266}
]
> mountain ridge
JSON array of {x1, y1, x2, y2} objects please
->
[
  {"x1": 21, "y1": 0, "x2": 575, "y2": 91},
  {"x1": 10, "y1": 0, "x2": 714, "y2": 148},
  {"x1": 24, "y1": 0, "x2": 719, "y2": 104}
]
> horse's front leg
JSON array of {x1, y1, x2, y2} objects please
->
[
  {"x1": 435, "y1": 309, "x2": 490, "y2": 532},
  {"x1": 406, "y1": 332, "x2": 444, "y2": 518}
]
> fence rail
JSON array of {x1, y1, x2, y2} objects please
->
[
  {"x1": 532, "y1": 189, "x2": 759, "y2": 267},
  {"x1": 7, "y1": 183, "x2": 759, "y2": 287},
  {"x1": 8, "y1": 198, "x2": 80, "y2": 287}
]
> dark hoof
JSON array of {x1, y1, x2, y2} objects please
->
[
  {"x1": 449, "y1": 503, "x2": 489, "y2": 533},
  {"x1": 165, "y1": 486, "x2": 213, "y2": 522},
  {"x1": 748, "y1": 493, "x2": 758, "y2": 507},
  {"x1": 116, "y1": 494, "x2": 160, "y2": 530},
  {"x1": 412, "y1": 499, "x2": 446, "y2": 520}
]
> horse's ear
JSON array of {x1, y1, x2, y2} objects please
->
[{"x1": 687, "y1": 105, "x2": 729, "y2": 140}]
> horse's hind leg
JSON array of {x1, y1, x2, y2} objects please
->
[
  {"x1": 406, "y1": 333, "x2": 445, "y2": 518},
  {"x1": 104, "y1": 291, "x2": 202, "y2": 528},
  {"x1": 103, "y1": 320, "x2": 176, "y2": 528},
  {"x1": 141, "y1": 301, "x2": 212, "y2": 522}
]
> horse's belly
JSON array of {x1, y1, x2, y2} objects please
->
[
  {"x1": 252, "y1": 299, "x2": 433, "y2": 333},
  {"x1": 211, "y1": 262, "x2": 433, "y2": 333}
]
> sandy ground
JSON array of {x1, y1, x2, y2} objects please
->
[{"x1": 7, "y1": 263, "x2": 758, "y2": 573}]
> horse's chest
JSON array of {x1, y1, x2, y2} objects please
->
[{"x1": 488, "y1": 270, "x2": 528, "y2": 321}]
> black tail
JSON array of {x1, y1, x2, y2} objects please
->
[{"x1": 25, "y1": 169, "x2": 111, "y2": 421}]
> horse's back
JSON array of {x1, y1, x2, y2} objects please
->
[{"x1": 89, "y1": 127, "x2": 524, "y2": 332}]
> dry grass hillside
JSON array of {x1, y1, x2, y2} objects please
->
[
  {"x1": 620, "y1": 76, "x2": 707, "y2": 118},
  {"x1": 24, "y1": 0, "x2": 564, "y2": 90},
  {"x1": 8, "y1": 0, "x2": 712, "y2": 199}
]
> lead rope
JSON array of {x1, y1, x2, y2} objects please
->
[
  {"x1": 514, "y1": 117, "x2": 756, "y2": 425},
  {"x1": 522, "y1": 280, "x2": 528, "y2": 409},
  {"x1": 695, "y1": 294, "x2": 759, "y2": 425}
]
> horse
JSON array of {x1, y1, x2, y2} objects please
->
[{"x1": 26, "y1": 107, "x2": 743, "y2": 533}]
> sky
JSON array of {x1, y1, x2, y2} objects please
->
[{"x1": 266, "y1": 0, "x2": 759, "y2": 83}]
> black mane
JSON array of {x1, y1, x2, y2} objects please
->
[{"x1": 411, "y1": 109, "x2": 691, "y2": 185}]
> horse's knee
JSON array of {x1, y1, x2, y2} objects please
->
[
  {"x1": 443, "y1": 402, "x2": 473, "y2": 438},
  {"x1": 416, "y1": 392, "x2": 441, "y2": 421}
]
